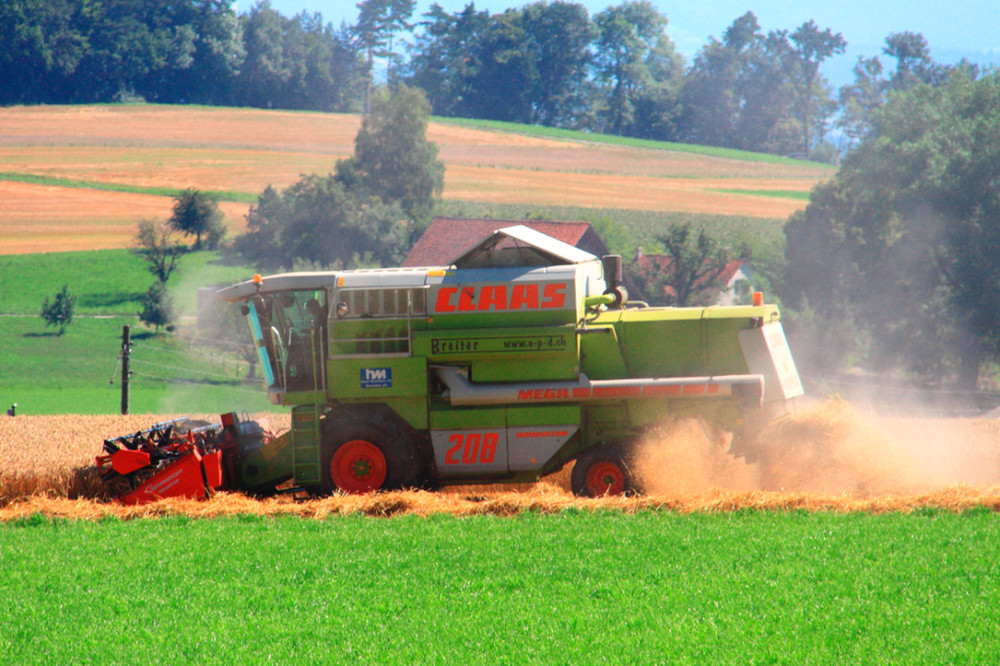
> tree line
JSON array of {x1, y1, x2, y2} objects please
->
[{"x1": 0, "y1": 0, "x2": 980, "y2": 159}]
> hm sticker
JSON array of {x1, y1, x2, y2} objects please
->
[{"x1": 360, "y1": 367, "x2": 392, "y2": 388}]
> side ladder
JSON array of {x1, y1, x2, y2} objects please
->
[{"x1": 291, "y1": 404, "x2": 324, "y2": 486}]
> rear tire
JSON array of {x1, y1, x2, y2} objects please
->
[
  {"x1": 320, "y1": 409, "x2": 421, "y2": 494},
  {"x1": 571, "y1": 442, "x2": 640, "y2": 497}
]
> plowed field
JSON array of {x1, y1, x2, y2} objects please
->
[
  {"x1": 0, "y1": 105, "x2": 830, "y2": 255},
  {"x1": 4, "y1": 400, "x2": 999, "y2": 520}
]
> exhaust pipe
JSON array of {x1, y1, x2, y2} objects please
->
[{"x1": 601, "y1": 255, "x2": 627, "y2": 309}]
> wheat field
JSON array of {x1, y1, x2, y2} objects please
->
[{"x1": 3, "y1": 401, "x2": 1000, "y2": 520}]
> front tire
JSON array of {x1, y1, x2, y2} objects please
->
[
  {"x1": 571, "y1": 442, "x2": 640, "y2": 497},
  {"x1": 320, "y1": 410, "x2": 421, "y2": 494}
]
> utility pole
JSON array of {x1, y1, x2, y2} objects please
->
[{"x1": 121, "y1": 325, "x2": 131, "y2": 415}]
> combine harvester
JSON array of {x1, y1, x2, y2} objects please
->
[{"x1": 98, "y1": 226, "x2": 803, "y2": 504}]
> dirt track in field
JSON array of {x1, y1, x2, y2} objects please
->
[
  {"x1": 3, "y1": 400, "x2": 1000, "y2": 520},
  {"x1": 0, "y1": 105, "x2": 828, "y2": 255}
]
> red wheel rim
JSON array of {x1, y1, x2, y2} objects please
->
[
  {"x1": 586, "y1": 461, "x2": 626, "y2": 496},
  {"x1": 331, "y1": 440, "x2": 387, "y2": 493}
]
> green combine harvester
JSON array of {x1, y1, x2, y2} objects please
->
[{"x1": 97, "y1": 226, "x2": 803, "y2": 502}]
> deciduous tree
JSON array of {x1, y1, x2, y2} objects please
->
[
  {"x1": 134, "y1": 219, "x2": 184, "y2": 283},
  {"x1": 338, "y1": 84, "x2": 444, "y2": 221},
  {"x1": 592, "y1": 1, "x2": 683, "y2": 139},
  {"x1": 769, "y1": 20, "x2": 845, "y2": 157},
  {"x1": 785, "y1": 69, "x2": 1000, "y2": 387},
  {"x1": 405, "y1": 2, "x2": 490, "y2": 117},
  {"x1": 631, "y1": 224, "x2": 730, "y2": 306},
  {"x1": 521, "y1": 1, "x2": 594, "y2": 127},
  {"x1": 40, "y1": 284, "x2": 76, "y2": 335},
  {"x1": 169, "y1": 188, "x2": 226, "y2": 250}
]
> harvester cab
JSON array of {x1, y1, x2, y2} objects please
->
[{"x1": 242, "y1": 274, "x2": 329, "y2": 399}]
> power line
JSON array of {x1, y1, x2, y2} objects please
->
[
  {"x1": 129, "y1": 370, "x2": 264, "y2": 396},
  {"x1": 130, "y1": 358, "x2": 256, "y2": 382}
]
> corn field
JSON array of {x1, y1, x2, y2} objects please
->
[{"x1": 3, "y1": 402, "x2": 1000, "y2": 521}]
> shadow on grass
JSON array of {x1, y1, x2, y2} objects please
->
[
  {"x1": 78, "y1": 292, "x2": 145, "y2": 309},
  {"x1": 23, "y1": 331, "x2": 63, "y2": 338}
]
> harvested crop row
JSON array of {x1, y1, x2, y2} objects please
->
[
  {"x1": 4, "y1": 486, "x2": 1000, "y2": 523},
  {"x1": 3, "y1": 403, "x2": 1000, "y2": 518}
]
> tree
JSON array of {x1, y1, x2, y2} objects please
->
[
  {"x1": 784, "y1": 69, "x2": 1000, "y2": 388},
  {"x1": 134, "y1": 218, "x2": 184, "y2": 282},
  {"x1": 233, "y1": 85, "x2": 438, "y2": 270},
  {"x1": 169, "y1": 188, "x2": 226, "y2": 249},
  {"x1": 231, "y1": 174, "x2": 411, "y2": 271},
  {"x1": 630, "y1": 224, "x2": 730, "y2": 306},
  {"x1": 337, "y1": 84, "x2": 444, "y2": 221},
  {"x1": 238, "y1": 1, "x2": 290, "y2": 108},
  {"x1": 592, "y1": 1, "x2": 684, "y2": 139},
  {"x1": 405, "y1": 2, "x2": 490, "y2": 117},
  {"x1": 138, "y1": 281, "x2": 176, "y2": 333},
  {"x1": 0, "y1": 0, "x2": 89, "y2": 104},
  {"x1": 353, "y1": 0, "x2": 415, "y2": 108},
  {"x1": 677, "y1": 28, "x2": 739, "y2": 147},
  {"x1": 883, "y1": 31, "x2": 941, "y2": 91},
  {"x1": 181, "y1": 5, "x2": 245, "y2": 106},
  {"x1": 769, "y1": 20, "x2": 845, "y2": 157},
  {"x1": 461, "y1": 8, "x2": 535, "y2": 123},
  {"x1": 678, "y1": 12, "x2": 779, "y2": 150},
  {"x1": 40, "y1": 284, "x2": 76, "y2": 335},
  {"x1": 521, "y1": 1, "x2": 594, "y2": 127},
  {"x1": 836, "y1": 56, "x2": 888, "y2": 147}
]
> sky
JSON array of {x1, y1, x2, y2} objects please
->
[{"x1": 247, "y1": 0, "x2": 1000, "y2": 87}]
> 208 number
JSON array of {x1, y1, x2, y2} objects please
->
[{"x1": 445, "y1": 432, "x2": 499, "y2": 465}]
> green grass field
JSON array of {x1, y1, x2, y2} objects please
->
[
  {"x1": 0, "y1": 248, "x2": 257, "y2": 316},
  {"x1": 2, "y1": 510, "x2": 998, "y2": 664},
  {"x1": 0, "y1": 249, "x2": 273, "y2": 414},
  {"x1": 0, "y1": 171, "x2": 256, "y2": 203}
]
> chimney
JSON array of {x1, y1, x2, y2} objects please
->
[{"x1": 635, "y1": 246, "x2": 643, "y2": 262}]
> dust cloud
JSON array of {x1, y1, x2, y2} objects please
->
[{"x1": 634, "y1": 399, "x2": 1000, "y2": 497}]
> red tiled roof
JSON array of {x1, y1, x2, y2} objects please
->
[
  {"x1": 403, "y1": 217, "x2": 599, "y2": 267},
  {"x1": 717, "y1": 259, "x2": 745, "y2": 284}
]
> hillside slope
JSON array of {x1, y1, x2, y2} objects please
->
[{"x1": 0, "y1": 104, "x2": 830, "y2": 255}]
